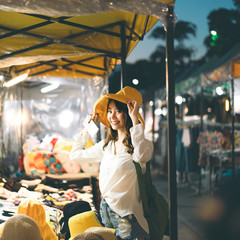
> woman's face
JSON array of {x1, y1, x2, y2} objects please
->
[{"x1": 107, "y1": 100, "x2": 126, "y2": 131}]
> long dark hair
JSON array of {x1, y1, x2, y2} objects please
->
[{"x1": 103, "y1": 99, "x2": 134, "y2": 154}]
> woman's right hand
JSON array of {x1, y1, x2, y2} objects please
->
[{"x1": 127, "y1": 99, "x2": 139, "y2": 126}]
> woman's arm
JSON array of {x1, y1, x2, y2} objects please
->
[
  {"x1": 130, "y1": 124, "x2": 154, "y2": 165},
  {"x1": 70, "y1": 129, "x2": 104, "y2": 164}
]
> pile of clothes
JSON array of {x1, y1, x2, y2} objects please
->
[{"x1": 0, "y1": 199, "x2": 116, "y2": 240}]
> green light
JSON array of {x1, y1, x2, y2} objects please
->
[
  {"x1": 210, "y1": 30, "x2": 217, "y2": 36},
  {"x1": 210, "y1": 30, "x2": 219, "y2": 46}
]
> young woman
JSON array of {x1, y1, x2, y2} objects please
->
[{"x1": 70, "y1": 86, "x2": 153, "y2": 240}]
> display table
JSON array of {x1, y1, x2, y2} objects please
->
[
  {"x1": 0, "y1": 172, "x2": 100, "y2": 239},
  {"x1": 208, "y1": 148, "x2": 240, "y2": 194}
]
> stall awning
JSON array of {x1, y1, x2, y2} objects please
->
[
  {"x1": 202, "y1": 43, "x2": 240, "y2": 86},
  {"x1": 173, "y1": 56, "x2": 219, "y2": 95},
  {"x1": 0, "y1": 0, "x2": 175, "y2": 79}
]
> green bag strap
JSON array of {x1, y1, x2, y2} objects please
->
[
  {"x1": 133, "y1": 161, "x2": 151, "y2": 218},
  {"x1": 145, "y1": 160, "x2": 153, "y2": 185}
]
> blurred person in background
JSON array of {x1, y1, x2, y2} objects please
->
[{"x1": 198, "y1": 176, "x2": 240, "y2": 240}]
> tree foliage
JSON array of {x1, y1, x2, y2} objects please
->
[
  {"x1": 109, "y1": 2, "x2": 240, "y2": 95},
  {"x1": 149, "y1": 20, "x2": 197, "y2": 80},
  {"x1": 233, "y1": 0, "x2": 240, "y2": 10},
  {"x1": 108, "y1": 59, "x2": 165, "y2": 95},
  {"x1": 150, "y1": 20, "x2": 196, "y2": 43},
  {"x1": 204, "y1": 8, "x2": 240, "y2": 58},
  {"x1": 109, "y1": 20, "x2": 197, "y2": 94}
]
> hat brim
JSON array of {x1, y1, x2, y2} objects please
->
[{"x1": 69, "y1": 225, "x2": 115, "y2": 240}]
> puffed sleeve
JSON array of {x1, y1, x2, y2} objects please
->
[
  {"x1": 70, "y1": 129, "x2": 104, "y2": 164},
  {"x1": 130, "y1": 123, "x2": 154, "y2": 168}
]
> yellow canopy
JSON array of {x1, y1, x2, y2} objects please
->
[{"x1": 0, "y1": 0, "x2": 175, "y2": 79}]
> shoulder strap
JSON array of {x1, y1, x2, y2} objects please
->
[{"x1": 133, "y1": 161, "x2": 151, "y2": 217}]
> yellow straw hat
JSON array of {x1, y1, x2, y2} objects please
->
[
  {"x1": 17, "y1": 199, "x2": 58, "y2": 240},
  {"x1": 94, "y1": 86, "x2": 144, "y2": 128},
  {"x1": 68, "y1": 210, "x2": 115, "y2": 240}
]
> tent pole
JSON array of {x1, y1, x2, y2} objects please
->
[
  {"x1": 120, "y1": 22, "x2": 127, "y2": 89},
  {"x1": 200, "y1": 86, "x2": 204, "y2": 132},
  {"x1": 19, "y1": 83, "x2": 24, "y2": 172},
  {"x1": 198, "y1": 86, "x2": 204, "y2": 196},
  {"x1": 231, "y1": 78, "x2": 235, "y2": 178},
  {"x1": 152, "y1": 91, "x2": 156, "y2": 167},
  {"x1": 165, "y1": 6, "x2": 178, "y2": 240},
  {"x1": 0, "y1": 87, "x2": 5, "y2": 168}
]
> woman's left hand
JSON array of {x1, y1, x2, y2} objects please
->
[
  {"x1": 88, "y1": 113, "x2": 99, "y2": 124},
  {"x1": 127, "y1": 99, "x2": 139, "y2": 125}
]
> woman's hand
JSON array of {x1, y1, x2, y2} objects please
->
[
  {"x1": 88, "y1": 113, "x2": 99, "y2": 124},
  {"x1": 127, "y1": 99, "x2": 139, "y2": 126}
]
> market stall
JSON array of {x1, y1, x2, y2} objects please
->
[
  {"x1": 0, "y1": 1, "x2": 165, "y2": 172},
  {"x1": 202, "y1": 42, "x2": 240, "y2": 181},
  {"x1": 0, "y1": 0, "x2": 177, "y2": 239},
  {"x1": 154, "y1": 56, "x2": 221, "y2": 194}
]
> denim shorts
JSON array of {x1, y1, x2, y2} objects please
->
[{"x1": 100, "y1": 198, "x2": 149, "y2": 240}]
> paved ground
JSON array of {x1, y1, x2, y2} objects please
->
[{"x1": 152, "y1": 173, "x2": 208, "y2": 240}]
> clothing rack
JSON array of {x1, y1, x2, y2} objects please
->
[
  {"x1": 176, "y1": 120, "x2": 201, "y2": 129},
  {"x1": 160, "y1": 118, "x2": 202, "y2": 128},
  {"x1": 203, "y1": 120, "x2": 240, "y2": 130},
  {"x1": 197, "y1": 121, "x2": 240, "y2": 195},
  {"x1": 159, "y1": 118, "x2": 240, "y2": 195}
]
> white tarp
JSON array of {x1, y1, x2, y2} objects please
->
[{"x1": 0, "y1": 0, "x2": 175, "y2": 25}]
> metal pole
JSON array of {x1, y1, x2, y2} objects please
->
[
  {"x1": 0, "y1": 87, "x2": 5, "y2": 168},
  {"x1": 165, "y1": 6, "x2": 178, "y2": 240},
  {"x1": 231, "y1": 78, "x2": 235, "y2": 178},
  {"x1": 20, "y1": 83, "x2": 23, "y2": 152},
  {"x1": 200, "y1": 86, "x2": 204, "y2": 132},
  {"x1": 152, "y1": 91, "x2": 156, "y2": 167},
  {"x1": 120, "y1": 22, "x2": 127, "y2": 89},
  {"x1": 198, "y1": 86, "x2": 204, "y2": 196}
]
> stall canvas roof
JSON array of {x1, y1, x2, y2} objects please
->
[{"x1": 0, "y1": 0, "x2": 175, "y2": 80}]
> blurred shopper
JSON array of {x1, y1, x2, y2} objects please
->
[{"x1": 198, "y1": 176, "x2": 240, "y2": 240}]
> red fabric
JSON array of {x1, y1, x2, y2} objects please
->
[{"x1": 50, "y1": 138, "x2": 58, "y2": 149}]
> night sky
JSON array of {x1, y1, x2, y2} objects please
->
[{"x1": 127, "y1": 0, "x2": 235, "y2": 63}]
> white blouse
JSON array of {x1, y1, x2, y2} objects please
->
[{"x1": 69, "y1": 123, "x2": 153, "y2": 233}]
